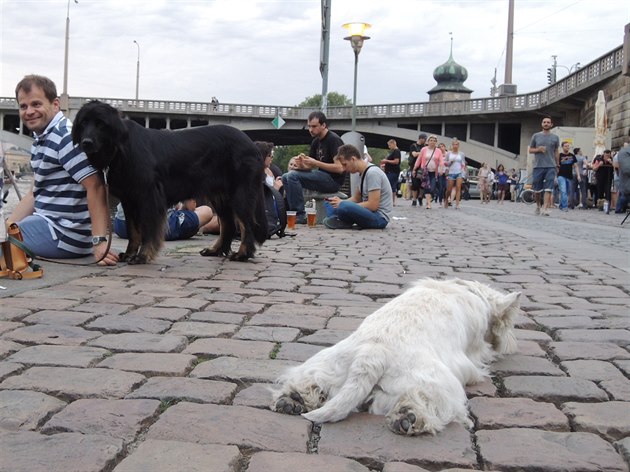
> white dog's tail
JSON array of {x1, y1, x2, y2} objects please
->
[{"x1": 302, "y1": 345, "x2": 386, "y2": 423}]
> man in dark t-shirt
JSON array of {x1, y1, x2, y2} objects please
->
[
  {"x1": 381, "y1": 138, "x2": 401, "y2": 205},
  {"x1": 557, "y1": 141, "x2": 579, "y2": 211},
  {"x1": 282, "y1": 111, "x2": 344, "y2": 223}
]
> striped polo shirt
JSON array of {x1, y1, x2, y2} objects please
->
[{"x1": 31, "y1": 111, "x2": 98, "y2": 255}]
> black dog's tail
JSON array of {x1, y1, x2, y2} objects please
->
[{"x1": 253, "y1": 185, "x2": 268, "y2": 244}]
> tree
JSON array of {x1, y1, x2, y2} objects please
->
[{"x1": 298, "y1": 92, "x2": 352, "y2": 108}]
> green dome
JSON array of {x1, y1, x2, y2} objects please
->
[
  {"x1": 428, "y1": 44, "x2": 472, "y2": 94},
  {"x1": 433, "y1": 51, "x2": 468, "y2": 83}
]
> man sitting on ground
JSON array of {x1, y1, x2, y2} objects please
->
[{"x1": 323, "y1": 144, "x2": 392, "y2": 230}]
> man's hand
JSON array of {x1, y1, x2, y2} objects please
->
[
  {"x1": 295, "y1": 154, "x2": 316, "y2": 170},
  {"x1": 325, "y1": 196, "x2": 341, "y2": 208},
  {"x1": 94, "y1": 242, "x2": 118, "y2": 266}
]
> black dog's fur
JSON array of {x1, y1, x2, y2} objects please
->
[{"x1": 72, "y1": 100, "x2": 267, "y2": 263}]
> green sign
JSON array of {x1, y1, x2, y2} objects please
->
[{"x1": 271, "y1": 115, "x2": 286, "y2": 129}]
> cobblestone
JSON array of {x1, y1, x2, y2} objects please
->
[{"x1": 1, "y1": 200, "x2": 628, "y2": 471}]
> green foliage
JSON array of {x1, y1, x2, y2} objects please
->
[
  {"x1": 273, "y1": 144, "x2": 309, "y2": 172},
  {"x1": 298, "y1": 92, "x2": 352, "y2": 108},
  {"x1": 368, "y1": 147, "x2": 388, "y2": 167}
]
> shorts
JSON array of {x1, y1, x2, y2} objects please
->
[
  {"x1": 532, "y1": 167, "x2": 556, "y2": 193},
  {"x1": 410, "y1": 176, "x2": 421, "y2": 191},
  {"x1": 498, "y1": 183, "x2": 509, "y2": 192},
  {"x1": 447, "y1": 173, "x2": 463, "y2": 181},
  {"x1": 166, "y1": 210, "x2": 199, "y2": 240},
  {"x1": 386, "y1": 173, "x2": 398, "y2": 193}
]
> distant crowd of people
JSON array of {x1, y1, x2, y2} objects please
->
[{"x1": 529, "y1": 115, "x2": 628, "y2": 215}]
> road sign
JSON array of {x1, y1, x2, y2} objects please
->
[{"x1": 271, "y1": 115, "x2": 286, "y2": 129}]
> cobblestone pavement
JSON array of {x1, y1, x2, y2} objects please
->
[{"x1": 1, "y1": 197, "x2": 629, "y2": 472}]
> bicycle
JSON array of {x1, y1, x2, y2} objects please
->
[{"x1": 515, "y1": 180, "x2": 535, "y2": 205}]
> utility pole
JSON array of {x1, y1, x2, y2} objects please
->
[
  {"x1": 548, "y1": 55, "x2": 558, "y2": 84},
  {"x1": 504, "y1": 0, "x2": 514, "y2": 85},
  {"x1": 320, "y1": 0, "x2": 331, "y2": 114}
]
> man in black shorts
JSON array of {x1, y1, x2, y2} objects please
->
[{"x1": 408, "y1": 133, "x2": 427, "y2": 206}]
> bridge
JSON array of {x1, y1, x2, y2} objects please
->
[{"x1": 1, "y1": 45, "x2": 625, "y2": 171}]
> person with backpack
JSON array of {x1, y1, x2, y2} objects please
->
[{"x1": 322, "y1": 144, "x2": 392, "y2": 230}]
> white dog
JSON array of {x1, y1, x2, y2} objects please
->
[{"x1": 271, "y1": 278, "x2": 520, "y2": 435}]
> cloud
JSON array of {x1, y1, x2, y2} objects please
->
[{"x1": 1, "y1": 0, "x2": 628, "y2": 106}]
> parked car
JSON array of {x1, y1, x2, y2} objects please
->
[{"x1": 463, "y1": 166, "x2": 480, "y2": 200}]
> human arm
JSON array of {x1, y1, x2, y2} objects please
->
[
  {"x1": 528, "y1": 136, "x2": 544, "y2": 154},
  {"x1": 434, "y1": 150, "x2": 444, "y2": 175},
  {"x1": 573, "y1": 160, "x2": 581, "y2": 182},
  {"x1": 82, "y1": 173, "x2": 118, "y2": 266},
  {"x1": 412, "y1": 149, "x2": 425, "y2": 174},
  {"x1": 7, "y1": 190, "x2": 35, "y2": 225},
  {"x1": 299, "y1": 154, "x2": 344, "y2": 174}
]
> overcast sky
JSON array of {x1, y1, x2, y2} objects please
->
[{"x1": 1, "y1": 0, "x2": 628, "y2": 107}]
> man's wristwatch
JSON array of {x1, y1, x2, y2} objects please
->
[{"x1": 92, "y1": 236, "x2": 108, "y2": 246}]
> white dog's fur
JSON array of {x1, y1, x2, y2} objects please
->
[{"x1": 271, "y1": 278, "x2": 520, "y2": 435}]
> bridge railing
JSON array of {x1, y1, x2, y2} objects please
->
[{"x1": 0, "y1": 46, "x2": 622, "y2": 121}]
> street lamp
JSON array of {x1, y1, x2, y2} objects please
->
[
  {"x1": 133, "y1": 40, "x2": 140, "y2": 101},
  {"x1": 61, "y1": 0, "x2": 78, "y2": 111},
  {"x1": 342, "y1": 22, "x2": 370, "y2": 132}
]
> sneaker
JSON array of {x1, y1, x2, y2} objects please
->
[
  {"x1": 323, "y1": 216, "x2": 353, "y2": 230},
  {"x1": 560, "y1": 208, "x2": 568, "y2": 212},
  {"x1": 535, "y1": 207, "x2": 541, "y2": 215},
  {"x1": 577, "y1": 203, "x2": 584, "y2": 209},
  {"x1": 412, "y1": 200, "x2": 417, "y2": 206},
  {"x1": 541, "y1": 209, "x2": 551, "y2": 216}
]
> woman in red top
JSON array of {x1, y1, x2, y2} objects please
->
[{"x1": 412, "y1": 135, "x2": 443, "y2": 209}]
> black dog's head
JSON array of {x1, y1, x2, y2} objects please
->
[{"x1": 72, "y1": 100, "x2": 128, "y2": 170}]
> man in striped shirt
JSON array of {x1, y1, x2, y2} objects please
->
[{"x1": 6, "y1": 75, "x2": 118, "y2": 265}]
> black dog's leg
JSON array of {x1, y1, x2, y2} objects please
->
[
  {"x1": 118, "y1": 202, "x2": 141, "y2": 263},
  {"x1": 128, "y1": 190, "x2": 166, "y2": 264},
  {"x1": 229, "y1": 184, "x2": 261, "y2": 261},
  {"x1": 201, "y1": 200, "x2": 234, "y2": 258}
]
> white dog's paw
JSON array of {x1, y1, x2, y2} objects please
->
[
  {"x1": 274, "y1": 392, "x2": 307, "y2": 415},
  {"x1": 387, "y1": 407, "x2": 437, "y2": 436}
]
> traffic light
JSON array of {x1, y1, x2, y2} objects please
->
[{"x1": 547, "y1": 68, "x2": 553, "y2": 84}]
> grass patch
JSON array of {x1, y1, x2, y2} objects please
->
[{"x1": 269, "y1": 342, "x2": 281, "y2": 359}]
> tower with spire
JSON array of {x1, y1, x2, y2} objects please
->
[{"x1": 427, "y1": 36, "x2": 473, "y2": 102}]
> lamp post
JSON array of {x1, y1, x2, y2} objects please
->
[
  {"x1": 342, "y1": 22, "x2": 370, "y2": 132},
  {"x1": 133, "y1": 40, "x2": 140, "y2": 101},
  {"x1": 61, "y1": 0, "x2": 78, "y2": 111}
]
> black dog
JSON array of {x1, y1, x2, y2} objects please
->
[{"x1": 72, "y1": 100, "x2": 267, "y2": 263}]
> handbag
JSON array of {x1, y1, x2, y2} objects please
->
[
  {"x1": 420, "y1": 149, "x2": 436, "y2": 190},
  {"x1": 0, "y1": 223, "x2": 44, "y2": 280}
]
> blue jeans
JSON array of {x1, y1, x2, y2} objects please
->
[
  {"x1": 557, "y1": 176, "x2": 570, "y2": 209},
  {"x1": 4, "y1": 214, "x2": 85, "y2": 259},
  {"x1": 325, "y1": 200, "x2": 388, "y2": 229},
  {"x1": 282, "y1": 170, "x2": 340, "y2": 219}
]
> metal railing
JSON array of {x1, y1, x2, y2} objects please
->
[{"x1": 0, "y1": 46, "x2": 622, "y2": 123}]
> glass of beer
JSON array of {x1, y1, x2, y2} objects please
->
[
  {"x1": 286, "y1": 211, "x2": 297, "y2": 230},
  {"x1": 306, "y1": 209, "x2": 316, "y2": 227}
]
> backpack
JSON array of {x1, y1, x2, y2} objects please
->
[{"x1": 263, "y1": 184, "x2": 287, "y2": 238}]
